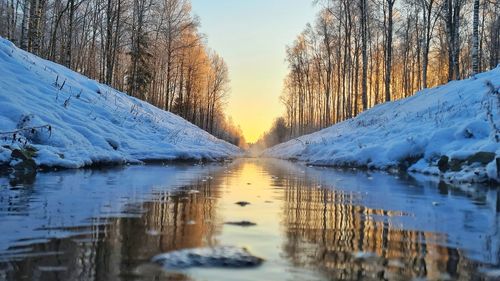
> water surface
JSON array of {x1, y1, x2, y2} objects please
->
[{"x1": 0, "y1": 159, "x2": 499, "y2": 280}]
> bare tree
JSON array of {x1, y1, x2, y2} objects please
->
[
  {"x1": 471, "y1": 0, "x2": 480, "y2": 74},
  {"x1": 360, "y1": 0, "x2": 368, "y2": 109},
  {"x1": 273, "y1": 0, "x2": 499, "y2": 145},
  {"x1": 28, "y1": 0, "x2": 47, "y2": 55},
  {"x1": 384, "y1": 0, "x2": 396, "y2": 102}
]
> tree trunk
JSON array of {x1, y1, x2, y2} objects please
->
[
  {"x1": 104, "y1": 0, "x2": 114, "y2": 84},
  {"x1": 64, "y1": 0, "x2": 75, "y2": 67},
  {"x1": 471, "y1": 0, "x2": 480, "y2": 74},
  {"x1": 360, "y1": 0, "x2": 368, "y2": 110},
  {"x1": 452, "y1": 0, "x2": 461, "y2": 80},
  {"x1": 384, "y1": 0, "x2": 394, "y2": 102},
  {"x1": 20, "y1": 0, "x2": 29, "y2": 50},
  {"x1": 28, "y1": 0, "x2": 46, "y2": 55},
  {"x1": 445, "y1": 0, "x2": 462, "y2": 81},
  {"x1": 421, "y1": 0, "x2": 434, "y2": 89}
]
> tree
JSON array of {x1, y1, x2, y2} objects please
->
[
  {"x1": 205, "y1": 52, "x2": 229, "y2": 134},
  {"x1": 273, "y1": 0, "x2": 499, "y2": 146},
  {"x1": 418, "y1": 0, "x2": 438, "y2": 88},
  {"x1": 128, "y1": 0, "x2": 153, "y2": 99},
  {"x1": 64, "y1": 0, "x2": 75, "y2": 67},
  {"x1": 20, "y1": 0, "x2": 29, "y2": 49},
  {"x1": 28, "y1": 0, "x2": 47, "y2": 55},
  {"x1": 471, "y1": 0, "x2": 480, "y2": 74},
  {"x1": 103, "y1": 0, "x2": 123, "y2": 85},
  {"x1": 384, "y1": 0, "x2": 396, "y2": 102},
  {"x1": 0, "y1": 0, "x2": 245, "y2": 147},
  {"x1": 158, "y1": 0, "x2": 197, "y2": 111},
  {"x1": 360, "y1": 0, "x2": 368, "y2": 109},
  {"x1": 317, "y1": 11, "x2": 335, "y2": 125},
  {"x1": 443, "y1": 0, "x2": 464, "y2": 81},
  {"x1": 257, "y1": 117, "x2": 289, "y2": 148}
]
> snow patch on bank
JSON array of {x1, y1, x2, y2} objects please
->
[
  {"x1": 0, "y1": 37, "x2": 240, "y2": 168},
  {"x1": 264, "y1": 67, "x2": 500, "y2": 183}
]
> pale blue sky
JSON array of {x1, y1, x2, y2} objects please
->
[{"x1": 191, "y1": 0, "x2": 318, "y2": 142}]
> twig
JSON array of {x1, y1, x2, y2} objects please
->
[{"x1": 0, "y1": 125, "x2": 52, "y2": 136}]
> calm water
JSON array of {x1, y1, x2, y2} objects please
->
[{"x1": 0, "y1": 159, "x2": 499, "y2": 281}]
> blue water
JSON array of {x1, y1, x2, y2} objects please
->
[{"x1": 0, "y1": 159, "x2": 498, "y2": 280}]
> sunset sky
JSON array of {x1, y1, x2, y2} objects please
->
[{"x1": 191, "y1": 0, "x2": 317, "y2": 143}]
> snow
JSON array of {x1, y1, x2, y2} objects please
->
[
  {"x1": 0, "y1": 37, "x2": 240, "y2": 168},
  {"x1": 264, "y1": 67, "x2": 500, "y2": 183}
]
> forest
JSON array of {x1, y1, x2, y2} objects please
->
[
  {"x1": 259, "y1": 0, "x2": 499, "y2": 147},
  {"x1": 0, "y1": 0, "x2": 499, "y2": 149},
  {"x1": 0, "y1": 0, "x2": 246, "y2": 147}
]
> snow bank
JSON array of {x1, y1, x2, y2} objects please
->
[
  {"x1": 0, "y1": 37, "x2": 240, "y2": 168},
  {"x1": 264, "y1": 67, "x2": 500, "y2": 183}
]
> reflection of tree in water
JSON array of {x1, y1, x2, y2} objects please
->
[
  {"x1": 1, "y1": 176, "x2": 224, "y2": 281},
  {"x1": 0, "y1": 171, "x2": 38, "y2": 216},
  {"x1": 281, "y1": 177, "x2": 481, "y2": 281}
]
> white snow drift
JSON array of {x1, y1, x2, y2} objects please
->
[
  {"x1": 0, "y1": 37, "x2": 240, "y2": 168},
  {"x1": 265, "y1": 67, "x2": 500, "y2": 183}
]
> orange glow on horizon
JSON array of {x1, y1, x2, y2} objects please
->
[{"x1": 191, "y1": 0, "x2": 317, "y2": 143}]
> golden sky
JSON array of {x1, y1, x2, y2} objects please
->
[{"x1": 191, "y1": 0, "x2": 317, "y2": 143}]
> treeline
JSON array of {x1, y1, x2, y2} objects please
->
[
  {"x1": 260, "y1": 0, "x2": 499, "y2": 147},
  {"x1": 0, "y1": 0, "x2": 246, "y2": 147}
]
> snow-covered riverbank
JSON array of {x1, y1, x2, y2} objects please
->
[
  {"x1": 264, "y1": 67, "x2": 500, "y2": 183},
  {"x1": 0, "y1": 37, "x2": 240, "y2": 169}
]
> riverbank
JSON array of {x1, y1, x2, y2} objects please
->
[
  {"x1": 264, "y1": 67, "x2": 500, "y2": 184},
  {"x1": 0, "y1": 37, "x2": 240, "y2": 170}
]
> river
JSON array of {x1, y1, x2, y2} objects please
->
[{"x1": 0, "y1": 158, "x2": 499, "y2": 280}]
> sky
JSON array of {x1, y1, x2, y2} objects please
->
[{"x1": 190, "y1": 0, "x2": 318, "y2": 143}]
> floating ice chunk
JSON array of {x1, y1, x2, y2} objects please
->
[{"x1": 152, "y1": 246, "x2": 264, "y2": 269}]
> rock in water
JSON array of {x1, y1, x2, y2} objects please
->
[
  {"x1": 152, "y1": 246, "x2": 264, "y2": 269},
  {"x1": 225, "y1": 221, "x2": 257, "y2": 227},
  {"x1": 235, "y1": 201, "x2": 251, "y2": 207}
]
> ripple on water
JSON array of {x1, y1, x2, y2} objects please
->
[{"x1": 0, "y1": 160, "x2": 498, "y2": 281}]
